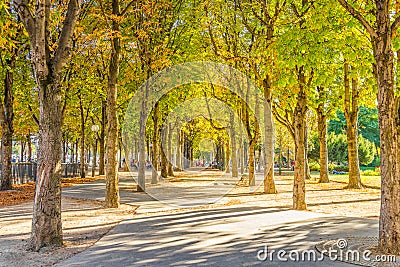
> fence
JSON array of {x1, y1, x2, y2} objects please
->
[{"x1": 0, "y1": 162, "x2": 89, "y2": 184}]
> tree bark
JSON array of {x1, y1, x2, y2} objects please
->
[
  {"x1": 29, "y1": 78, "x2": 64, "y2": 250},
  {"x1": 160, "y1": 127, "x2": 168, "y2": 178},
  {"x1": 336, "y1": 0, "x2": 400, "y2": 253},
  {"x1": 305, "y1": 127, "x2": 311, "y2": 180},
  {"x1": 343, "y1": 62, "x2": 361, "y2": 189},
  {"x1": 176, "y1": 128, "x2": 182, "y2": 170},
  {"x1": 105, "y1": 0, "x2": 121, "y2": 208},
  {"x1": 239, "y1": 130, "x2": 244, "y2": 175},
  {"x1": 20, "y1": 141, "x2": 25, "y2": 162},
  {"x1": 15, "y1": 0, "x2": 81, "y2": 251},
  {"x1": 225, "y1": 141, "x2": 230, "y2": 173},
  {"x1": 263, "y1": 76, "x2": 277, "y2": 193},
  {"x1": 92, "y1": 139, "x2": 97, "y2": 177},
  {"x1": 151, "y1": 103, "x2": 159, "y2": 184},
  {"x1": 79, "y1": 94, "x2": 86, "y2": 178},
  {"x1": 255, "y1": 95, "x2": 260, "y2": 174},
  {"x1": 0, "y1": 55, "x2": 15, "y2": 191},
  {"x1": 99, "y1": 100, "x2": 106, "y2": 175},
  {"x1": 75, "y1": 141, "x2": 79, "y2": 163},
  {"x1": 230, "y1": 111, "x2": 238, "y2": 177},
  {"x1": 167, "y1": 122, "x2": 174, "y2": 176},
  {"x1": 373, "y1": 14, "x2": 400, "y2": 255},
  {"x1": 248, "y1": 139, "x2": 256, "y2": 186},
  {"x1": 27, "y1": 134, "x2": 32, "y2": 162},
  {"x1": 317, "y1": 111, "x2": 329, "y2": 183},
  {"x1": 293, "y1": 67, "x2": 308, "y2": 210},
  {"x1": 137, "y1": 90, "x2": 147, "y2": 192}
]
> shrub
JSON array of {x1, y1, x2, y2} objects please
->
[
  {"x1": 310, "y1": 132, "x2": 377, "y2": 166},
  {"x1": 358, "y1": 135, "x2": 375, "y2": 166},
  {"x1": 309, "y1": 161, "x2": 320, "y2": 172},
  {"x1": 362, "y1": 170, "x2": 380, "y2": 176},
  {"x1": 328, "y1": 163, "x2": 336, "y2": 171},
  {"x1": 328, "y1": 163, "x2": 349, "y2": 172},
  {"x1": 335, "y1": 165, "x2": 349, "y2": 172}
]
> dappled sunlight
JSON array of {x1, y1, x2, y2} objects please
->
[{"x1": 57, "y1": 205, "x2": 377, "y2": 267}]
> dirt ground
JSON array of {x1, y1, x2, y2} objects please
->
[
  {"x1": 0, "y1": 177, "x2": 105, "y2": 208},
  {"x1": 0, "y1": 171, "x2": 381, "y2": 266},
  {"x1": 0, "y1": 197, "x2": 139, "y2": 267}
]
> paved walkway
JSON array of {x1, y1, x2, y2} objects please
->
[{"x1": 59, "y1": 171, "x2": 379, "y2": 266}]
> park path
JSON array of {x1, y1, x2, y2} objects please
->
[{"x1": 58, "y1": 170, "x2": 380, "y2": 266}]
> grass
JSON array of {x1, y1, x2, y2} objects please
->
[
  {"x1": 326, "y1": 174, "x2": 381, "y2": 188},
  {"x1": 276, "y1": 170, "x2": 381, "y2": 188}
]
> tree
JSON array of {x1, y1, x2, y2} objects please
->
[
  {"x1": 236, "y1": 0, "x2": 285, "y2": 193},
  {"x1": 14, "y1": 0, "x2": 81, "y2": 250},
  {"x1": 329, "y1": 107, "x2": 380, "y2": 147},
  {"x1": 311, "y1": 86, "x2": 337, "y2": 183},
  {"x1": 229, "y1": 110, "x2": 238, "y2": 177},
  {"x1": 358, "y1": 134, "x2": 375, "y2": 166},
  {"x1": 0, "y1": 3, "x2": 24, "y2": 190},
  {"x1": 336, "y1": 0, "x2": 400, "y2": 253},
  {"x1": 97, "y1": 0, "x2": 137, "y2": 207},
  {"x1": 343, "y1": 62, "x2": 361, "y2": 188},
  {"x1": 104, "y1": 0, "x2": 122, "y2": 208},
  {"x1": 273, "y1": 0, "x2": 319, "y2": 210}
]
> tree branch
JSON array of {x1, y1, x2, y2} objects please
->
[
  {"x1": 336, "y1": 0, "x2": 378, "y2": 39},
  {"x1": 13, "y1": 0, "x2": 35, "y2": 39},
  {"x1": 120, "y1": 0, "x2": 136, "y2": 17},
  {"x1": 53, "y1": 0, "x2": 81, "y2": 74},
  {"x1": 27, "y1": 104, "x2": 39, "y2": 126},
  {"x1": 391, "y1": 16, "x2": 400, "y2": 37}
]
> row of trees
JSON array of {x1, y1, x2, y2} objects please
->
[{"x1": 0, "y1": 0, "x2": 399, "y2": 255}]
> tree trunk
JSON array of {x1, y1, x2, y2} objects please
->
[
  {"x1": 375, "y1": 39, "x2": 400, "y2": 253},
  {"x1": 15, "y1": 0, "x2": 81, "y2": 251},
  {"x1": 75, "y1": 141, "x2": 79, "y2": 163},
  {"x1": 248, "y1": 139, "x2": 256, "y2": 186},
  {"x1": 151, "y1": 103, "x2": 159, "y2": 184},
  {"x1": 27, "y1": 134, "x2": 32, "y2": 162},
  {"x1": 230, "y1": 112, "x2": 238, "y2": 177},
  {"x1": 255, "y1": 95, "x2": 260, "y2": 174},
  {"x1": 20, "y1": 141, "x2": 25, "y2": 162},
  {"x1": 70, "y1": 142, "x2": 74, "y2": 163},
  {"x1": 79, "y1": 99, "x2": 86, "y2": 178},
  {"x1": 336, "y1": 0, "x2": 400, "y2": 252},
  {"x1": 92, "y1": 139, "x2": 97, "y2": 177},
  {"x1": 29, "y1": 77, "x2": 64, "y2": 251},
  {"x1": 225, "y1": 141, "x2": 230, "y2": 173},
  {"x1": 191, "y1": 147, "x2": 194, "y2": 166},
  {"x1": 278, "y1": 144, "x2": 282, "y2": 175},
  {"x1": 118, "y1": 143, "x2": 122, "y2": 169},
  {"x1": 240, "y1": 136, "x2": 244, "y2": 174},
  {"x1": 344, "y1": 62, "x2": 361, "y2": 189},
  {"x1": 99, "y1": 100, "x2": 106, "y2": 175},
  {"x1": 0, "y1": 55, "x2": 15, "y2": 191},
  {"x1": 176, "y1": 128, "x2": 182, "y2": 170},
  {"x1": 293, "y1": 67, "x2": 308, "y2": 210},
  {"x1": 305, "y1": 127, "x2": 311, "y2": 180},
  {"x1": 263, "y1": 77, "x2": 277, "y2": 193},
  {"x1": 137, "y1": 91, "x2": 147, "y2": 192},
  {"x1": 317, "y1": 112, "x2": 329, "y2": 183},
  {"x1": 104, "y1": 0, "x2": 121, "y2": 208},
  {"x1": 160, "y1": 127, "x2": 168, "y2": 178},
  {"x1": 167, "y1": 122, "x2": 174, "y2": 176},
  {"x1": 373, "y1": 17, "x2": 400, "y2": 255}
]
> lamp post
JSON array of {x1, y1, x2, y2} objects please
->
[{"x1": 91, "y1": 124, "x2": 99, "y2": 177}]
